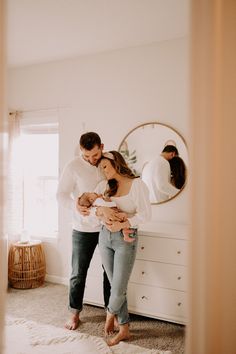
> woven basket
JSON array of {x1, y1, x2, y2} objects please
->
[{"x1": 8, "y1": 241, "x2": 46, "y2": 289}]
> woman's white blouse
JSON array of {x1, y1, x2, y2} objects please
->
[{"x1": 95, "y1": 178, "x2": 151, "y2": 227}]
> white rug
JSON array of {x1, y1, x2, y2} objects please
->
[{"x1": 3, "y1": 316, "x2": 171, "y2": 354}]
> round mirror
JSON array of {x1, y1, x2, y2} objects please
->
[{"x1": 118, "y1": 122, "x2": 188, "y2": 205}]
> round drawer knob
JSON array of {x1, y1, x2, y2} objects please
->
[
  {"x1": 141, "y1": 246, "x2": 145, "y2": 250},
  {"x1": 141, "y1": 271, "x2": 145, "y2": 275},
  {"x1": 177, "y1": 250, "x2": 181, "y2": 254},
  {"x1": 177, "y1": 302, "x2": 182, "y2": 306},
  {"x1": 177, "y1": 276, "x2": 182, "y2": 280},
  {"x1": 141, "y1": 295, "x2": 148, "y2": 300}
]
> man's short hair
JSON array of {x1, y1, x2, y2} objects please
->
[
  {"x1": 79, "y1": 132, "x2": 101, "y2": 150},
  {"x1": 162, "y1": 145, "x2": 179, "y2": 155}
]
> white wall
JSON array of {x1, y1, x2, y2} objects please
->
[
  {"x1": 1, "y1": 1, "x2": 7, "y2": 350},
  {"x1": 8, "y1": 38, "x2": 189, "y2": 279}
]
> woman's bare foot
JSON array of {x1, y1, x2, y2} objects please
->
[
  {"x1": 64, "y1": 313, "x2": 80, "y2": 330},
  {"x1": 107, "y1": 324, "x2": 131, "y2": 346},
  {"x1": 104, "y1": 311, "x2": 115, "y2": 335},
  {"x1": 114, "y1": 316, "x2": 119, "y2": 331}
]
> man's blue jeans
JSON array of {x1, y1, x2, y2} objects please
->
[
  {"x1": 69, "y1": 229, "x2": 110, "y2": 314},
  {"x1": 98, "y1": 226, "x2": 138, "y2": 325}
]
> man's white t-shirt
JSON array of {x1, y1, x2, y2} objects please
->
[
  {"x1": 56, "y1": 156, "x2": 104, "y2": 232},
  {"x1": 141, "y1": 155, "x2": 179, "y2": 203}
]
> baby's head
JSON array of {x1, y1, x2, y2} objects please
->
[{"x1": 78, "y1": 192, "x2": 99, "y2": 207}]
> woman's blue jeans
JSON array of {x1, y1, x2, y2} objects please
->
[
  {"x1": 98, "y1": 226, "x2": 138, "y2": 325},
  {"x1": 69, "y1": 229, "x2": 110, "y2": 314}
]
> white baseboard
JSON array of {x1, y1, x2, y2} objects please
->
[{"x1": 45, "y1": 274, "x2": 69, "y2": 286}]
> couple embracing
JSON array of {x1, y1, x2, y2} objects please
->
[{"x1": 57, "y1": 132, "x2": 151, "y2": 346}]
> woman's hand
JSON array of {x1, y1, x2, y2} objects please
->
[
  {"x1": 105, "y1": 221, "x2": 122, "y2": 232},
  {"x1": 116, "y1": 211, "x2": 127, "y2": 221},
  {"x1": 105, "y1": 220, "x2": 131, "y2": 232},
  {"x1": 96, "y1": 206, "x2": 122, "y2": 222}
]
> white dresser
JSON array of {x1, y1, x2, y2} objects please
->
[{"x1": 84, "y1": 222, "x2": 188, "y2": 324}]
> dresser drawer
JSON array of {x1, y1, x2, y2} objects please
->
[
  {"x1": 131, "y1": 260, "x2": 187, "y2": 291},
  {"x1": 84, "y1": 275, "x2": 104, "y2": 306},
  {"x1": 137, "y1": 236, "x2": 187, "y2": 265},
  {"x1": 87, "y1": 252, "x2": 103, "y2": 278},
  {"x1": 84, "y1": 251, "x2": 104, "y2": 306},
  {"x1": 128, "y1": 283, "x2": 187, "y2": 322}
]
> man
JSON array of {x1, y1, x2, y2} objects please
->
[
  {"x1": 141, "y1": 145, "x2": 179, "y2": 203},
  {"x1": 57, "y1": 132, "x2": 110, "y2": 330}
]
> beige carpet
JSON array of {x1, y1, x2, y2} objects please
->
[
  {"x1": 6, "y1": 283, "x2": 185, "y2": 353},
  {"x1": 4, "y1": 316, "x2": 171, "y2": 354}
]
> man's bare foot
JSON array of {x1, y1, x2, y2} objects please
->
[
  {"x1": 64, "y1": 313, "x2": 80, "y2": 330},
  {"x1": 104, "y1": 311, "x2": 115, "y2": 335},
  {"x1": 107, "y1": 325, "x2": 131, "y2": 346}
]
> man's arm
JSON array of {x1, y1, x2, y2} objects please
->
[
  {"x1": 155, "y1": 158, "x2": 179, "y2": 197},
  {"x1": 56, "y1": 162, "x2": 76, "y2": 210},
  {"x1": 76, "y1": 200, "x2": 90, "y2": 216}
]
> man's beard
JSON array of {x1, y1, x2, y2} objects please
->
[
  {"x1": 84, "y1": 155, "x2": 102, "y2": 167},
  {"x1": 87, "y1": 159, "x2": 99, "y2": 167},
  {"x1": 93, "y1": 157, "x2": 103, "y2": 167}
]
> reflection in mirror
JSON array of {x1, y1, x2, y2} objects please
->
[{"x1": 118, "y1": 122, "x2": 188, "y2": 205}]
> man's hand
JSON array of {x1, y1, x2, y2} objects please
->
[{"x1": 76, "y1": 201, "x2": 90, "y2": 216}]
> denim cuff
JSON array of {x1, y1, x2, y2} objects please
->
[{"x1": 68, "y1": 305, "x2": 82, "y2": 314}]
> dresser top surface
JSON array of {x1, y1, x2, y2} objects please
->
[{"x1": 138, "y1": 222, "x2": 189, "y2": 239}]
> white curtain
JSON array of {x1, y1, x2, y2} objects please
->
[{"x1": 7, "y1": 111, "x2": 23, "y2": 241}]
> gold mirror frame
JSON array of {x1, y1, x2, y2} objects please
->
[{"x1": 118, "y1": 121, "x2": 188, "y2": 205}]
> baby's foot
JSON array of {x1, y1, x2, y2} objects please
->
[{"x1": 123, "y1": 236, "x2": 135, "y2": 243}]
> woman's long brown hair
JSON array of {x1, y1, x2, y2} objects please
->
[{"x1": 99, "y1": 150, "x2": 137, "y2": 197}]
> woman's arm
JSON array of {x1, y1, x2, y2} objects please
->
[
  {"x1": 105, "y1": 219, "x2": 131, "y2": 233},
  {"x1": 95, "y1": 206, "x2": 124, "y2": 222},
  {"x1": 103, "y1": 179, "x2": 151, "y2": 232},
  {"x1": 94, "y1": 180, "x2": 128, "y2": 222},
  {"x1": 127, "y1": 178, "x2": 152, "y2": 227},
  {"x1": 56, "y1": 161, "x2": 76, "y2": 210}
]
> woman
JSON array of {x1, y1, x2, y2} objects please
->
[{"x1": 95, "y1": 151, "x2": 151, "y2": 346}]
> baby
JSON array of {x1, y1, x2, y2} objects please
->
[
  {"x1": 78, "y1": 192, "x2": 116, "y2": 208},
  {"x1": 78, "y1": 192, "x2": 136, "y2": 242}
]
